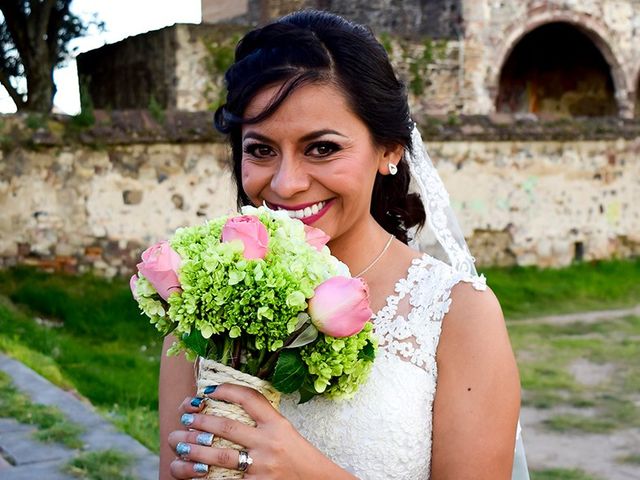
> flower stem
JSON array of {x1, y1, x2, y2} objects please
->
[
  {"x1": 231, "y1": 339, "x2": 242, "y2": 370},
  {"x1": 257, "y1": 352, "x2": 279, "y2": 379},
  {"x1": 256, "y1": 323, "x2": 311, "y2": 378},
  {"x1": 220, "y1": 337, "x2": 233, "y2": 365}
]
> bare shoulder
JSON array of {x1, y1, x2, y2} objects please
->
[
  {"x1": 431, "y1": 280, "x2": 520, "y2": 478},
  {"x1": 443, "y1": 281, "x2": 506, "y2": 341},
  {"x1": 436, "y1": 280, "x2": 516, "y2": 385}
]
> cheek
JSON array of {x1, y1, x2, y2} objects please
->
[{"x1": 240, "y1": 162, "x2": 264, "y2": 201}]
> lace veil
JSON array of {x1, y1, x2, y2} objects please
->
[{"x1": 406, "y1": 124, "x2": 530, "y2": 480}]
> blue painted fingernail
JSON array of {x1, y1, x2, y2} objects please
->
[
  {"x1": 190, "y1": 396, "x2": 204, "y2": 407},
  {"x1": 196, "y1": 432, "x2": 214, "y2": 446},
  {"x1": 193, "y1": 463, "x2": 209, "y2": 473},
  {"x1": 176, "y1": 442, "x2": 190, "y2": 456},
  {"x1": 181, "y1": 413, "x2": 195, "y2": 426},
  {"x1": 203, "y1": 385, "x2": 218, "y2": 395}
]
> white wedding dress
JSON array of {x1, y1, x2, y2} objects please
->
[{"x1": 280, "y1": 253, "x2": 487, "y2": 479}]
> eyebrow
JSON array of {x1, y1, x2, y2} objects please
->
[{"x1": 242, "y1": 129, "x2": 348, "y2": 143}]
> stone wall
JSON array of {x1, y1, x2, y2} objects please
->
[
  {"x1": 0, "y1": 113, "x2": 637, "y2": 276},
  {"x1": 429, "y1": 138, "x2": 640, "y2": 267},
  {"x1": 80, "y1": 0, "x2": 640, "y2": 118},
  {"x1": 0, "y1": 142, "x2": 234, "y2": 278},
  {"x1": 202, "y1": 0, "x2": 248, "y2": 24},
  {"x1": 77, "y1": 28, "x2": 178, "y2": 110},
  {"x1": 78, "y1": 23, "x2": 462, "y2": 116},
  {"x1": 202, "y1": 0, "x2": 465, "y2": 38},
  {"x1": 77, "y1": 24, "x2": 248, "y2": 112},
  {"x1": 196, "y1": 0, "x2": 640, "y2": 117}
]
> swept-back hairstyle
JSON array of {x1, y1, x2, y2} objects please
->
[{"x1": 214, "y1": 9, "x2": 425, "y2": 243}]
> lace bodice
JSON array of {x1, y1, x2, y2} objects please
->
[{"x1": 280, "y1": 254, "x2": 486, "y2": 479}]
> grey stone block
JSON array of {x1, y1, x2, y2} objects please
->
[
  {"x1": 0, "y1": 354, "x2": 159, "y2": 478},
  {"x1": 81, "y1": 422, "x2": 149, "y2": 456},
  {"x1": 0, "y1": 459, "x2": 76, "y2": 480},
  {"x1": 0, "y1": 429, "x2": 75, "y2": 466},
  {"x1": 131, "y1": 454, "x2": 161, "y2": 480},
  {"x1": 0, "y1": 356, "x2": 102, "y2": 428},
  {"x1": 0, "y1": 419, "x2": 31, "y2": 435}
]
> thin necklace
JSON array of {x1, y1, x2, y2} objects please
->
[{"x1": 355, "y1": 234, "x2": 395, "y2": 277}]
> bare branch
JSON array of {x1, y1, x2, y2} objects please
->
[
  {"x1": 0, "y1": 2, "x2": 28, "y2": 59},
  {"x1": 0, "y1": 0, "x2": 88, "y2": 111},
  {"x1": 0, "y1": 67, "x2": 24, "y2": 109}
]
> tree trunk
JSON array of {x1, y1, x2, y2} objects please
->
[{"x1": 21, "y1": 56, "x2": 55, "y2": 112}]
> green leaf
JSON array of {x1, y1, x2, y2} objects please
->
[
  {"x1": 297, "y1": 380, "x2": 318, "y2": 404},
  {"x1": 359, "y1": 340, "x2": 376, "y2": 362},
  {"x1": 182, "y1": 329, "x2": 209, "y2": 358},
  {"x1": 271, "y1": 350, "x2": 306, "y2": 394}
]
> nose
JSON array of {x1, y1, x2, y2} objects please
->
[{"x1": 270, "y1": 155, "x2": 310, "y2": 199}]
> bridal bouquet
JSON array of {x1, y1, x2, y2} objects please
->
[{"x1": 130, "y1": 206, "x2": 376, "y2": 476}]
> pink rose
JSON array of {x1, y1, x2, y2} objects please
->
[
  {"x1": 221, "y1": 215, "x2": 269, "y2": 260},
  {"x1": 308, "y1": 276, "x2": 373, "y2": 337},
  {"x1": 136, "y1": 241, "x2": 182, "y2": 301},
  {"x1": 304, "y1": 225, "x2": 330, "y2": 252},
  {"x1": 129, "y1": 274, "x2": 139, "y2": 300}
]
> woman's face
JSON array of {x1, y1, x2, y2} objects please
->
[{"x1": 240, "y1": 82, "x2": 398, "y2": 242}]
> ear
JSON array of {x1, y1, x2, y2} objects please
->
[{"x1": 377, "y1": 143, "x2": 404, "y2": 175}]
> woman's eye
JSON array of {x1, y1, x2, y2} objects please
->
[
  {"x1": 306, "y1": 142, "x2": 340, "y2": 157},
  {"x1": 244, "y1": 144, "x2": 275, "y2": 158}
]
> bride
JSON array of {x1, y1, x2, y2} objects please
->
[{"x1": 159, "y1": 10, "x2": 526, "y2": 479}]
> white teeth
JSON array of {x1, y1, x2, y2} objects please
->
[{"x1": 277, "y1": 201, "x2": 326, "y2": 219}]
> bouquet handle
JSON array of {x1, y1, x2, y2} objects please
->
[{"x1": 194, "y1": 358, "x2": 281, "y2": 479}]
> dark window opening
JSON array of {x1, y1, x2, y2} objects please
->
[
  {"x1": 497, "y1": 22, "x2": 617, "y2": 118},
  {"x1": 574, "y1": 241, "x2": 584, "y2": 262}
]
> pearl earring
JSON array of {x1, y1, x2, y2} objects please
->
[{"x1": 388, "y1": 163, "x2": 398, "y2": 175}]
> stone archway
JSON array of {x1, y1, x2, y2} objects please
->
[{"x1": 495, "y1": 22, "x2": 617, "y2": 117}]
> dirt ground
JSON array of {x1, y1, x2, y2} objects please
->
[{"x1": 515, "y1": 306, "x2": 640, "y2": 480}]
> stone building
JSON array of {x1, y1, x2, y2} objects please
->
[
  {"x1": 199, "y1": 0, "x2": 640, "y2": 118},
  {"x1": 3, "y1": 1, "x2": 638, "y2": 275},
  {"x1": 78, "y1": 1, "x2": 640, "y2": 118}
]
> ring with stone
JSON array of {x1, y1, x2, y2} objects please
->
[{"x1": 237, "y1": 449, "x2": 253, "y2": 472}]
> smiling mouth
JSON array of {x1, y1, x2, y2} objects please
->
[{"x1": 266, "y1": 200, "x2": 333, "y2": 222}]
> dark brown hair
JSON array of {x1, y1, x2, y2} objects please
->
[{"x1": 214, "y1": 10, "x2": 425, "y2": 243}]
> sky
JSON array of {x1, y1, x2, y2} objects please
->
[{"x1": 0, "y1": 0, "x2": 202, "y2": 114}]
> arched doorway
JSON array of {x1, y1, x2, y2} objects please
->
[{"x1": 496, "y1": 22, "x2": 618, "y2": 117}]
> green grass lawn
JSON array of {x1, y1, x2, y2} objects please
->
[
  {"x1": 530, "y1": 468, "x2": 602, "y2": 480},
  {"x1": 65, "y1": 450, "x2": 135, "y2": 480},
  {"x1": 0, "y1": 267, "x2": 162, "y2": 452},
  {"x1": 0, "y1": 258, "x2": 638, "y2": 454},
  {"x1": 481, "y1": 258, "x2": 640, "y2": 319}
]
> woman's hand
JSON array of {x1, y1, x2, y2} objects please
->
[{"x1": 167, "y1": 384, "x2": 356, "y2": 480}]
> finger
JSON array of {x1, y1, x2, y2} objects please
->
[
  {"x1": 173, "y1": 445, "x2": 243, "y2": 471},
  {"x1": 168, "y1": 430, "x2": 215, "y2": 449},
  {"x1": 178, "y1": 396, "x2": 207, "y2": 414},
  {"x1": 170, "y1": 459, "x2": 210, "y2": 478},
  {"x1": 179, "y1": 412, "x2": 256, "y2": 447},
  {"x1": 204, "y1": 383, "x2": 280, "y2": 424}
]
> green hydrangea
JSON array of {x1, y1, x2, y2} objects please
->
[
  {"x1": 166, "y1": 207, "x2": 346, "y2": 354},
  {"x1": 132, "y1": 205, "x2": 376, "y2": 399},
  {"x1": 302, "y1": 322, "x2": 377, "y2": 399}
]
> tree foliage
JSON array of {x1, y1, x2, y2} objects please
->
[{"x1": 0, "y1": 0, "x2": 88, "y2": 112}]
